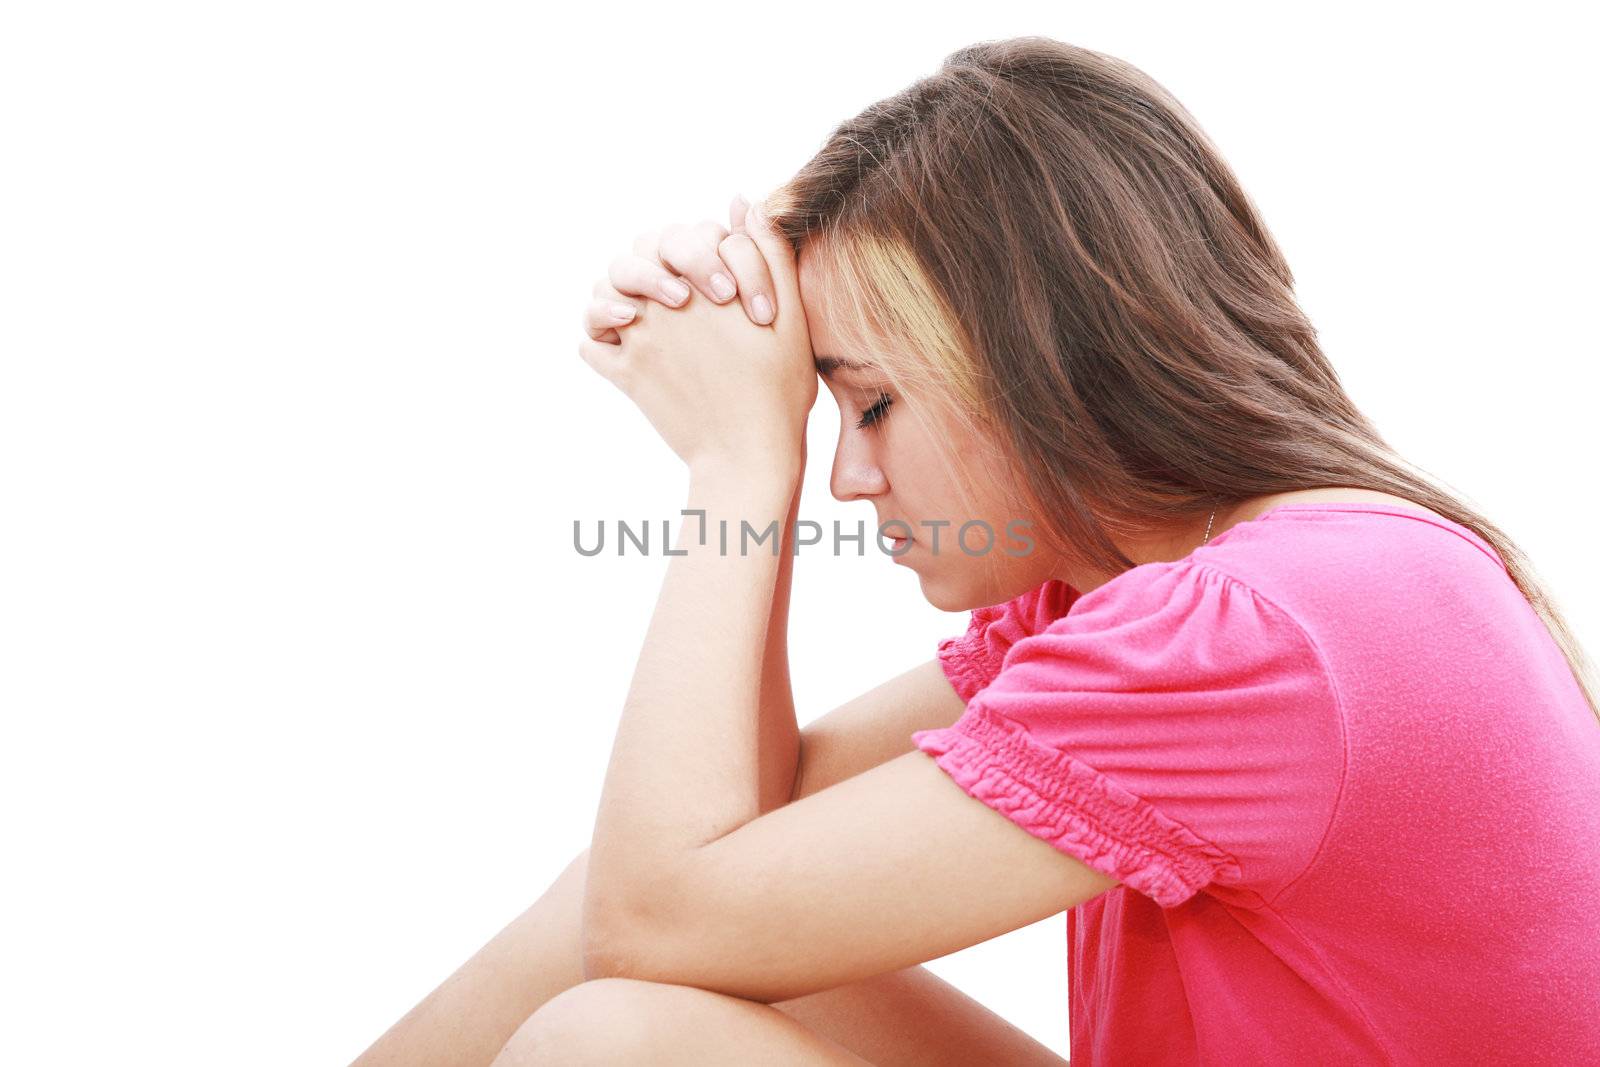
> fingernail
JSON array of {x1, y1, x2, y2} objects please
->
[
  {"x1": 609, "y1": 302, "x2": 636, "y2": 322},
  {"x1": 751, "y1": 294, "x2": 773, "y2": 324},
  {"x1": 660, "y1": 277, "x2": 690, "y2": 304},
  {"x1": 710, "y1": 272, "x2": 735, "y2": 301}
]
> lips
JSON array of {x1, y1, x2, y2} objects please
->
[{"x1": 880, "y1": 519, "x2": 914, "y2": 542}]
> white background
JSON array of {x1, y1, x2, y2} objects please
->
[{"x1": 2, "y1": 2, "x2": 1595, "y2": 1063}]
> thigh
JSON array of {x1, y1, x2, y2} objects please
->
[
  {"x1": 781, "y1": 660, "x2": 1068, "y2": 1063},
  {"x1": 498, "y1": 972, "x2": 1066, "y2": 1067},
  {"x1": 367, "y1": 658, "x2": 1045, "y2": 1066},
  {"x1": 496, "y1": 978, "x2": 872, "y2": 1066},
  {"x1": 350, "y1": 850, "x2": 589, "y2": 1067},
  {"x1": 772, "y1": 964, "x2": 1067, "y2": 1067}
]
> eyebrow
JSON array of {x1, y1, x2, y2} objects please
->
[{"x1": 815, "y1": 355, "x2": 875, "y2": 379}]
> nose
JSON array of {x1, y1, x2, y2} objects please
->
[{"x1": 829, "y1": 423, "x2": 889, "y2": 502}]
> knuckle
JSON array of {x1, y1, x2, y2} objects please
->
[
  {"x1": 694, "y1": 219, "x2": 729, "y2": 244},
  {"x1": 607, "y1": 258, "x2": 651, "y2": 296},
  {"x1": 630, "y1": 230, "x2": 661, "y2": 258},
  {"x1": 683, "y1": 251, "x2": 720, "y2": 280},
  {"x1": 656, "y1": 222, "x2": 685, "y2": 247},
  {"x1": 656, "y1": 229, "x2": 689, "y2": 262}
]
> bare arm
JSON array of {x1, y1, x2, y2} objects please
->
[
  {"x1": 582, "y1": 457, "x2": 798, "y2": 950},
  {"x1": 790, "y1": 657, "x2": 967, "y2": 803},
  {"x1": 757, "y1": 440, "x2": 805, "y2": 814},
  {"x1": 582, "y1": 485, "x2": 1120, "y2": 1005},
  {"x1": 586, "y1": 722, "x2": 1117, "y2": 1003}
]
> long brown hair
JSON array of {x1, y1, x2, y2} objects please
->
[{"x1": 761, "y1": 35, "x2": 1598, "y2": 721}]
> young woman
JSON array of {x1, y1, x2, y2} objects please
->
[{"x1": 354, "y1": 36, "x2": 1600, "y2": 1066}]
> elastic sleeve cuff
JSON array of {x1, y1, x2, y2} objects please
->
[
  {"x1": 936, "y1": 626, "x2": 1002, "y2": 705},
  {"x1": 911, "y1": 703, "x2": 1242, "y2": 908}
]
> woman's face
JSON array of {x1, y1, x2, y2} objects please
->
[{"x1": 798, "y1": 251, "x2": 1071, "y2": 612}]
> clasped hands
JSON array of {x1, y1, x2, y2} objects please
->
[{"x1": 578, "y1": 195, "x2": 816, "y2": 479}]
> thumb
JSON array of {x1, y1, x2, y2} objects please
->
[{"x1": 743, "y1": 199, "x2": 802, "y2": 323}]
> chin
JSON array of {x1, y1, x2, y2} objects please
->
[
  {"x1": 913, "y1": 567, "x2": 992, "y2": 614},
  {"x1": 915, "y1": 558, "x2": 1048, "y2": 614},
  {"x1": 917, "y1": 582, "x2": 966, "y2": 614}
]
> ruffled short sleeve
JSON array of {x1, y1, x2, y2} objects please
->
[
  {"x1": 912, "y1": 561, "x2": 1345, "y2": 909},
  {"x1": 937, "y1": 578, "x2": 1082, "y2": 704}
]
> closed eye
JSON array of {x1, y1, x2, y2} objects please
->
[{"x1": 856, "y1": 392, "x2": 893, "y2": 430}]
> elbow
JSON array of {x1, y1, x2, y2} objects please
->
[
  {"x1": 580, "y1": 915, "x2": 669, "y2": 985},
  {"x1": 580, "y1": 880, "x2": 670, "y2": 983},
  {"x1": 579, "y1": 930, "x2": 626, "y2": 983},
  {"x1": 579, "y1": 884, "x2": 628, "y2": 981}
]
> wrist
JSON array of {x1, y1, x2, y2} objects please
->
[{"x1": 688, "y1": 447, "x2": 802, "y2": 492}]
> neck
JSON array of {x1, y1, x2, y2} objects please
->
[{"x1": 1058, "y1": 505, "x2": 1223, "y2": 593}]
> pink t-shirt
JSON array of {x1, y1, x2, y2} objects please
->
[{"x1": 911, "y1": 503, "x2": 1600, "y2": 1065}]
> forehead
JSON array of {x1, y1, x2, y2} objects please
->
[
  {"x1": 815, "y1": 355, "x2": 877, "y2": 381},
  {"x1": 798, "y1": 245, "x2": 876, "y2": 381},
  {"x1": 796, "y1": 249, "x2": 833, "y2": 341}
]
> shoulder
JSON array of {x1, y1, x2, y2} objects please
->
[
  {"x1": 985, "y1": 559, "x2": 1337, "y2": 726},
  {"x1": 1026, "y1": 556, "x2": 1320, "y2": 667},
  {"x1": 1183, "y1": 505, "x2": 1515, "y2": 667},
  {"x1": 939, "y1": 556, "x2": 1334, "y2": 706},
  {"x1": 920, "y1": 557, "x2": 1349, "y2": 907}
]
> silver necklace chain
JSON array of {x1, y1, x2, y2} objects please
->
[{"x1": 1201, "y1": 506, "x2": 1217, "y2": 546}]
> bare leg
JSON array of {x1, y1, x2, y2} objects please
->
[
  {"x1": 351, "y1": 849, "x2": 1065, "y2": 1066},
  {"x1": 491, "y1": 978, "x2": 874, "y2": 1066},
  {"x1": 349, "y1": 850, "x2": 590, "y2": 1067}
]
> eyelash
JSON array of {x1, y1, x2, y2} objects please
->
[{"x1": 856, "y1": 392, "x2": 894, "y2": 431}]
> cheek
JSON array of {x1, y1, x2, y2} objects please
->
[{"x1": 916, "y1": 463, "x2": 1017, "y2": 532}]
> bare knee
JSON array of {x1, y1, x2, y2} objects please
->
[{"x1": 489, "y1": 978, "x2": 655, "y2": 1066}]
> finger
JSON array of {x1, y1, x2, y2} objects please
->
[
  {"x1": 631, "y1": 229, "x2": 662, "y2": 258},
  {"x1": 742, "y1": 198, "x2": 801, "y2": 330},
  {"x1": 729, "y1": 193, "x2": 750, "y2": 236},
  {"x1": 582, "y1": 297, "x2": 640, "y2": 342},
  {"x1": 577, "y1": 336, "x2": 628, "y2": 387},
  {"x1": 590, "y1": 278, "x2": 637, "y2": 303},
  {"x1": 587, "y1": 279, "x2": 640, "y2": 340},
  {"x1": 608, "y1": 252, "x2": 692, "y2": 307},
  {"x1": 716, "y1": 231, "x2": 776, "y2": 326},
  {"x1": 658, "y1": 220, "x2": 739, "y2": 304}
]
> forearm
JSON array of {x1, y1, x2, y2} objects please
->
[
  {"x1": 585, "y1": 453, "x2": 801, "y2": 923},
  {"x1": 756, "y1": 447, "x2": 805, "y2": 813}
]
